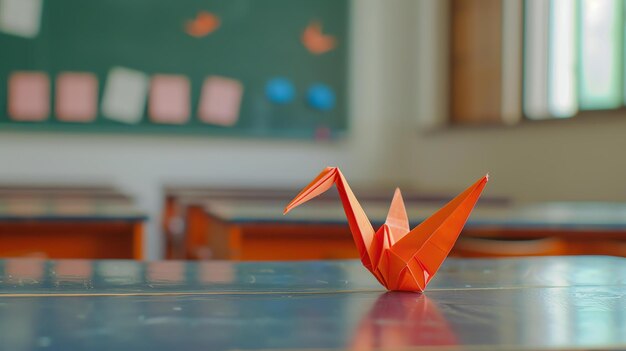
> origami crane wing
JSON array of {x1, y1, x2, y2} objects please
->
[
  {"x1": 284, "y1": 167, "x2": 488, "y2": 292},
  {"x1": 391, "y1": 175, "x2": 488, "y2": 285},
  {"x1": 373, "y1": 175, "x2": 488, "y2": 291}
]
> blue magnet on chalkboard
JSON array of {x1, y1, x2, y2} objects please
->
[
  {"x1": 307, "y1": 84, "x2": 335, "y2": 111},
  {"x1": 266, "y1": 78, "x2": 295, "y2": 104}
]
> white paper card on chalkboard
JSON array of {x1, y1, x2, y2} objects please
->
[
  {"x1": 0, "y1": 0, "x2": 43, "y2": 38},
  {"x1": 101, "y1": 67, "x2": 149, "y2": 124}
]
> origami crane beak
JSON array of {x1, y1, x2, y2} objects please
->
[{"x1": 284, "y1": 167, "x2": 338, "y2": 214}]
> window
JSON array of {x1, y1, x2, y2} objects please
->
[{"x1": 449, "y1": 0, "x2": 626, "y2": 125}]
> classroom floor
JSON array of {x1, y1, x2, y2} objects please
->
[{"x1": 0, "y1": 256, "x2": 624, "y2": 350}]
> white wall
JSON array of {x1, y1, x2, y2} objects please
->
[
  {"x1": 411, "y1": 116, "x2": 626, "y2": 202},
  {"x1": 0, "y1": 0, "x2": 416, "y2": 259}
]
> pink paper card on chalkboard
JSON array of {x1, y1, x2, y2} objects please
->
[
  {"x1": 8, "y1": 71, "x2": 50, "y2": 121},
  {"x1": 198, "y1": 76, "x2": 243, "y2": 126},
  {"x1": 148, "y1": 74, "x2": 190, "y2": 124},
  {"x1": 55, "y1": 72, "x2": 98, "y2": 122}
]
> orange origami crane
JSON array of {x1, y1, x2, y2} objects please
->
[{"x1": 284, "y1": 167, "x2": 488, "y2": 292}]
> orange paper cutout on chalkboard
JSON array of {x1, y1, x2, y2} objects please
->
[
  {"x1": 302, "y1": 20, "x2": 336, "y2": 55},
  {"x1": 284, "y1": 167, "x2": 488, "y2": 292},
  {"x1": 185, "y1": 11, "x2": 220, "y2": 38}
]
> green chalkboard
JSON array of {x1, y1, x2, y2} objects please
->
[{"x1": 0, "y1": 0, "x2": 348, "y2": 138}]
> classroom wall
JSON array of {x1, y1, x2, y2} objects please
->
[
  {"x1": 411, "y1": 0, "x2": 626, "y2": 202},
  {"x1": 0, "y1": 0, "x2": 415, "y2": 260},
  {"x1": 5, "y1": 0, "x2": 622, "y2": 260}
]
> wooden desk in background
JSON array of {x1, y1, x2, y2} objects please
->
[
  {"x1": 163, "y1": 186, "x2": 304, "y2": 259},
  {"x1": 0, "y1": 186, "x2": 146, "y2": 259},
  {"x1": 191, "y1": 200, "x2": 626, "y2": 260},
  {"x1": 1, "y1": 256, "x2": 624, "y2": 350},
  {"x1": 163, "y1": 186, "x2": 510, "y2": 259}
]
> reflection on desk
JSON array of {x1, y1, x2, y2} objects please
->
[{"x1": 0, "y1": 256, "x2": 624, "y2": 350}]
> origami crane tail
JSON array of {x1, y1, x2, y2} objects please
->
[
  {"x1": 284, "y1": 167, "x2": 376, "y2": 271},
  {"x1": 385, "y1": 188, "x2": 411, "y2": 243},
  {"x1": 392, "y1": 174, "x2": 488, "y2": 284}
]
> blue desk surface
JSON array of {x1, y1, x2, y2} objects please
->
[
  {"x1": 0, "y1": 257, "x2": 624, "y2": 350},
  {"x1": 206, "y1": 200, "x2": 626, "y2": 232}
]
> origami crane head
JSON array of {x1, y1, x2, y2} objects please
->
[{"x1": 284, "y1": 167, "x2": 488, "y2": 292}]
